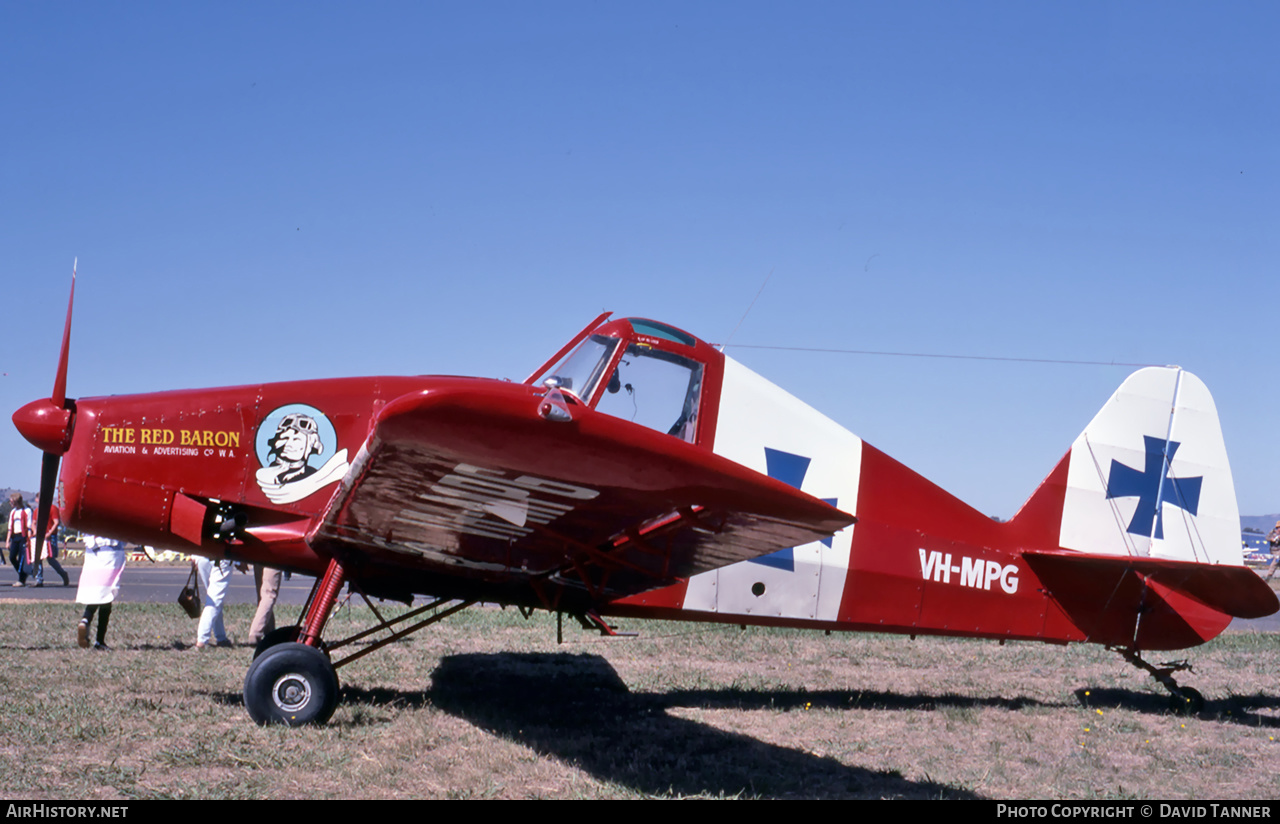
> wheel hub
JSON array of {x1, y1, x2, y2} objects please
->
[{"x1": 272, "y1": 673, "x2": 312, "y2": 713}]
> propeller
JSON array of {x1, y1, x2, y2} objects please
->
[{"x1": 12, "y1": 261, "x2": 77, "y2": 566}]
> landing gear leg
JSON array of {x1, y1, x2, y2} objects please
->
[
  {"x1": 241, "y1": 559, "x2": 480, "y2": 727},
  {"x1": 1114, "y1": 647, "x2": 1205, "y2": 715},
  {"x1": 299, "y1": 557, "x2": 346, "y2": 647},
  {"x1": 244, "y1": 558, "x2": 346, "y2": 726}
]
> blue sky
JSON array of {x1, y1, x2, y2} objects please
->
[{"x1": 2, "y1": 2, "x2": 1277, "y2": 517}]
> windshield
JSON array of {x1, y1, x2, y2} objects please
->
[
  {"x1": 594, "y1": 344, "x2": 704, "y2": 442},
  {"x1": 543, "y1": 335, "x2": 619, "y2": 402}
]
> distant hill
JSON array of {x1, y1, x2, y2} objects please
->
[
  {"x1": 1243, "y1": 514, "x2": 1280, "y2": 534},
  {"x1": 0, "y1": 488, "x2": 37, "y2": 513}
]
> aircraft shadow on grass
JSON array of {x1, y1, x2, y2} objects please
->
[
  {"x1": 203, "y1": 649, "x2": 1280, "y2": 792},
  {"x1": 352, "y1": 651, "x2": 987, "y2": 799},
  {"x1": 1074, "y1": 687, "x2": 1280, "y2": 728}
]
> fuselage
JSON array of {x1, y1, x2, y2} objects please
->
[{"x1": 38, "y1": 317, "x2": 1260, "y2": 651}]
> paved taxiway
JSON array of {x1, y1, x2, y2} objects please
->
[{"x1": 0, "y1": 562, "x2": 315, "y2": 607}]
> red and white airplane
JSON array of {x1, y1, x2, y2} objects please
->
[{"x1": 13, "y1": 277, "x2": 1276, "y2": 725}]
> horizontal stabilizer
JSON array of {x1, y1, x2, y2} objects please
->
[{"x1": 1026, "y1": 550, "x2": 1278, "y2": 620}]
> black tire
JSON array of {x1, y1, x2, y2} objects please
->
[
  {"x1": 244, "y1": 642, "x2": 340, "y2": 726},
  {"x1": 253, "y1": 626, "x2": 303, "y2": 660},
  {"x1": 1170, "y1": 686, "x2": 1205, "y2": 715}
]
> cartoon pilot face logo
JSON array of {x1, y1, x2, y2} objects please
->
[{"x1": 254, "y1": 404, "x2": 350, "y2": 505}]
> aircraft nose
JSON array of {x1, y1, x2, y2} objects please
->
[{"x1": 13, "y1": 397, "x2": 74, "y2": 455}]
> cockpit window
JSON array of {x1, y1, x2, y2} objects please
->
[
  {"x1": 595, "y1": 344, "x2": 704, "y2": 443},
  {"x1": 544, "y1": 335, "x2": 619, "y2": 403}
]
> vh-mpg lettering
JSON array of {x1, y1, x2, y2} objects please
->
[{"x1": 919, "y1": 548, "x2": 1019, "y2": 594}]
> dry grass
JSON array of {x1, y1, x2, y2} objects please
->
[{"x1": 2, "y1": 601, "x2": 1278, "y2": 799}]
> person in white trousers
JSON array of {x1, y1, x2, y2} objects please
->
[{"x1": 195, "y1": 557, "x2": 234, "y2": 648}]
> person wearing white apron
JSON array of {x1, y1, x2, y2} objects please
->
[{"x1": 77, "y1": 534, "x2": 126, "y2": 650}]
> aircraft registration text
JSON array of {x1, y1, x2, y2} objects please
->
[{"x1": 919, "y1": 548, "x2": 1019, "y2": 594}]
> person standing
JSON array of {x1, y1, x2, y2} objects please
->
[
  {"x1": 32, "y1": 494, "x2": 70, "y2": 588},
  {"x1": 248, "y1": 565, "x2": 282, "y2": 645},
  {"x1": 1266, "y1": 521, "x2": 1280, "y2": 581},
  {"x1": 195, "y1": 556, "x2": 233, "y2": 648},
  {"x1": 8, "y1": 493, "x2": 34, "y2": 587},
  {"x1": 77, "y1": 534, "x2": 126, "y2": 650}
]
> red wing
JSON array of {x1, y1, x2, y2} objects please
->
[{"x1": 309, "y1": 383, "x2": 853, "y2": 606}]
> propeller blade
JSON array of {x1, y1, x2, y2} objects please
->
[
  {"x1": 33, "y1": 453, "x2": 59, "y2": 564},
  {"x1": 15, "y1": 261, "x2": 77, "y2": 569},
  {"x1": 52, "y1": 259, "x2": 76, "y2": 408}
]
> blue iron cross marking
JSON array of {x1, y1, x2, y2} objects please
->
[
  {"x1": 1105, "y1": 435, "x2": 1202, "y2": 540},
  {"x1": 750, "y1": 447, "x2": 838, "y2": 571}
]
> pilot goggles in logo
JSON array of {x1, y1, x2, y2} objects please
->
[
  {"x1": 263, "y1": 412, "x2": 322, "y2": 470},
  {"x1": 280, "y1": 414, "x2": 319, "y2": 435},
  {"x1": 269, "y1": 414, "x2": 324, "y2": 462}
]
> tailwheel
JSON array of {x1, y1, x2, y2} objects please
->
[
  {"x1": 1114, "y1": 647, "x2": 1204, "y2": 715},
  {"x1": 1169, "y1": 686, "x2": 1205, "y2": 715},
  {"x1": 252, "y1": 625, "x2": 304, "y2": 660},
  {"x1": 244, "y1": 642, "x2": 340, "y2": 726}
]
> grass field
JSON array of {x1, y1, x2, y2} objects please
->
[{"x1": 2, "y1": 601, "x2": 1278, "y2": 799}]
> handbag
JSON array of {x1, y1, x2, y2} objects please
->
[{"x1": 178, "y1": 562, "x2": 202, "y2": 619}]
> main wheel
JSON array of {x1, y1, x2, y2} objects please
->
[
  {"x1": 252, "y1": 625, "x2": 303, "y2": 660},
  {"x1": 244, "y1": 642, "x2": 340, "y2": 726}
]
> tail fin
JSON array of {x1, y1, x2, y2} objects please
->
[
  {"x1": 1011, "y1": 367, "x2": 1274, "y2": 645},
  {"x1": 1054, "y1": 366, "x2": 1239, "y2": 566}
]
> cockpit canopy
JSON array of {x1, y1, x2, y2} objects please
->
[{"x1": 536, "y1": 318, "x2": 723, "y2": 447}]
